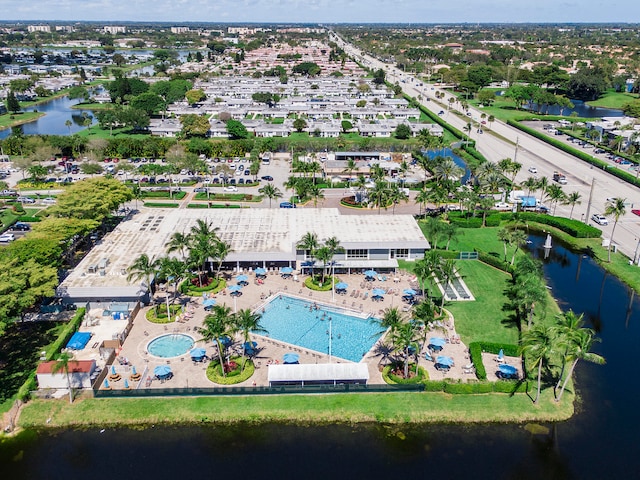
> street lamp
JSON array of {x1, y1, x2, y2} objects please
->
[{"x1": 328, "y1": 316, "x2": 332, "y2": 363}]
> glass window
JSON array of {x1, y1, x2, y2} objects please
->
[{"x1": 347, "y1": 249, "x2": 368, "y2": 259}]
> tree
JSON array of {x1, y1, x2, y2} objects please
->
[
  {"x1": 292, "y1": 61, "x2": 321, "y2": 76},
  {"x1": 555, "y1": 327, "x2": 604, "y2": 402},
  {"x1": 127, "y1": 254, "x2": 158, "y2": 295},
  {"x1": 180, "y1": 114, "x2": 210, "y2": 138},
  {"x1": 157, "y1": 256, "x2": 188, "y2": 304},
  {"x1": 130, "y1": 92, "x2": 165, "y2": 116},
  {"x1": 235, "y1": 308, "x2": 267, "y2": 371},
  {"x1": 341, "y1": 120, "x2": 353, "y2": 133},
  {"x1": 564, "y1": 191, "x2": 582, "y2": 220},
  {"x1": 372, "y1": 69, "x2": 386, "y2": 85},
  {"x1": 604, "y1": 198, "x2": 627, "y2": 262},
  {"x1": 477, "y1": 89, "x2": 497, "y2": 106},
  {"x1": 293, "y1": 117, "x2": 307, "y2": 132},
  {"x1": 394, "y1": 123, "x2": 412, "y2": 140},
  {"x1": 6, "y1": 91, "x2": 20, "y2": 114},
  {"x1": 165, "y1": 231, "x2": 191, "y2": 260},
  {"x1": 520, "y1": 324, "x2": 556, "y2": 404},
  {"x1": 51, "y1": 352, "x2": 75, "y2": 404},
  {"x1": 199, "y1": 305, "x2": 234, "y2": 377},
  {"x1": 297, "y1": 232, "x2": 319, "y2": 275},
  {"x1": 185, "y1": 89, "x2": 206, "y2": 106},
  {"x1": 258, "y1": 183, "x2": 282, "y2": 208},
  {"x1": 226, "y1": 120, "x2": 248, "y2": 140}
]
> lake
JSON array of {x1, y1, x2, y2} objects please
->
[{"x1": 1, "y1": 233, "x2": 638, "y2": 479}]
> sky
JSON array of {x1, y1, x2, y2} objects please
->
[{"x1": 1, "y1": 0, "x2": 640, "y2": 24}]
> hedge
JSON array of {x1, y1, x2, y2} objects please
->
[
  {"x1": 140, "y1": 191, "x2": 186, "y2": 199},
  {"x1": 304, "y1": 275, "x2": 335, "y2": 291},
  {"x1": 449, "y1": 213, "x2": 502, "y2": 228},
  {"x1": 180, "y1": 277, "x2": 226, "y2": 296},
  {"x1": 508, "y1": 119, "x2": 640, "y2": 188},
  {"x1": 420, "y1": 379, "x2": 528, "y2": 394},
  {"x1": 143, "y1": 202, "x2": 180, "y2": 208},
  {"x1": 511, "y1": 212, "x2": 601, "y2": 238},
  {"x1": 382, "y1": 365, "x2": 429, "y2": 384},
  {"x1": 468, "y1": 341, "x2": 519, "y2": 380},
  {"x1": 17, "y1": 215, "x2": 41, "y2": 223},
  {"x1": 206, "y1": 357, "x2": 255, "y2": 385},
  {"x1": 475, "y1": 249, "x2": 514, "y2": 274}
]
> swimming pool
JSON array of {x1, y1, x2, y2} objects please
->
[
  {"x1": 256, "y1": 296, "x2": 382, "y2": 362},
  {"x1": 147, "y1": 334, "x2": 194, "y2": 358}
]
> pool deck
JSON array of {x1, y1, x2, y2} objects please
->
[{"x1": 104, "y1": 271, "x2": 517, "y2": 391}]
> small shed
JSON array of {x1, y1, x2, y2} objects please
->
[{"x1": 36, "y1": 359, "x2": 97, "y2": 390}]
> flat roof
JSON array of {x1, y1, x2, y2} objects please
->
[
  {"x1": 60, "y1": 208, "x2": 429, "y2": 293},
  {"x1": 267, "y1": 363, "x2": 370, "y2": 384}
]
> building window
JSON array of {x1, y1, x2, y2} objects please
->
[
  {"x1": 347, "y1": 249, "x2": 368, "y2": 259},
  {"x1": 391, "y1": 249, "x2": 409, "y2": 259}
]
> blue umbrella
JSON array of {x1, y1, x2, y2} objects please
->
[
  {"x1": 154, "y1": 365, "x2": 172, "y2": 377},
  {"x1": 217, "y1": 336, "x2": 231, "y2": 347},
  {"x1": 429, "y1": 337, "x2": 447, "y2": 348},
  {"x1": 335, "y1": 282, "x2": 348, "y2": 290},
  {"x1": 403, "y1": 288, "x2": 417, "y2": 296},
  {"x1": 255, "y1": 267, "x2": 267, "y2": 276},
  {"x1": 281, "y1": 267, "x2": 293, "y2": 274},
  {"x1": 203, "y1": 298, "x2": 217, "y2": 307},
  {"x1": 190, "y1": 348, "x2": 206, "y2": 358},
  {"x1": 243, "y1": 341, "x2": 258, "y2": 353},
  {"x1": 372, "y1": 288, "x2": 386, "y2": 296},
  {"x1": 228, "y1": 284, "x2": 243, "y2": 292},
  {"x1": 436, "y1": 355, "x2": 454, "y2": 367},
  {"x1": 236, "y1": 274, "x2": 248, "y2": 282},
  {"x1": 425, "y1": 351, "x2": 433, "y2": 362},
  {"x1": 111, "y1": 365, "x2": 117, "y2": 375},
  {"x1": 499, "y1": 364, "x2": 518, "y2": 376},
  {"x1": 124, "y1": 379, "x2": 130, "y2": 389},
  {"x1": 283, "y1": 352, "x2": 300, "y2": 364},
  {"x1": 103, "y1": 379, "x2": 110, "y2": 389},
  {"x1": 364, "y1": 269, "x2": 378, "y2": 278},
  {"x1": 131, "y1": 366, "x2": 137, "y2": 376}
]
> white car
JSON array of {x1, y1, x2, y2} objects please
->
[
  {"x1": 0, "y1": 233, "x2": 15, "y2": 242},
  {"x1": 223, "y1": 186, "x2": 238, "y2": 193},
  {"x1": 494, "y1": 202, "x2": 512, "y2": 211},
  {"x1": 41, "y1": 197, "x2": 57, "y2": 205},
  {"x1": 591, "y1": 214, "x2": 608, "y2": 226},
  {"x1": 528, "y1": 166, "x2": 538, "y2": 174}
]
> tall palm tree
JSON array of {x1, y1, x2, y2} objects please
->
[
  {"x1": 555, "y1": 328, "x2": 605, "y2": 402},
  {"x1": 392, "y1": 321, "x2": 422, "y2": 378},
  {"x1": 235, "y1": 308, "x2": 267, "y2": 371},
  {"x1": 368, "y1": 180, "x2": 390, "y2": 213},
  {"x1": 509, "y1": 229, "x2": 528, "y2": 265},
  {"x1": 157, "y1": 256, "x2": 188, "y2": 304},
  {"x1": 308, "y1": 183, "x2": 324, "y2": 206},
  {"x1": 297, "y1": 231, "x2": 319, "y2": 276},
  {"x1": 166, "y1": 231, "x2": 191, "y2": 261},
  {"x1": 433, "y1": 156, "x2": 464, "y2": 184},
  {"x1": 604, "y1": 197, "x2": 627, "y2": 262},
  {"x1": 199, "y1": 305, "x2": 234, "y2": 377},
  {"x1": 211, "y1": 240, "x2": 232, "y2": 279},
  {"x1": 520, "y1": 323, "x2": 556, "y2": 404},
  {"x1": 375, "y1": 306, "x2": 405, "y2": 336},
  {"x1": 497, "y1": 227, "x2": 511, "y2": 263},
  {"x1": 52, "y1": 352, "x2": 75, "y2": 404},
  {"x1": 313, "y1": 245, "x2": 333, "y2": 285},
  {"x1": 258, "y1": 183, "x2": 283, "y2": 208},
  {"x1": 387, "y1": 183, "x2": 408, "y2": 214},
  {"x1": 564, "y1": 191, "x2": 582, "y2": 220},
  {"x1": 520, "y1": 176, "x2": 539, "y2": 197},
  {"x1": 127, "y1": 253, "x2": 158, "y2": 296},
  {"x1": 546, "y1": 184, "x2": 566, "y2": 215},
  {"x1": 438, "y1": 259, "x2": 458, "y2": 310},
  {"x1": 441, "y1": 222, "x2": 460, "y2": 251},
  {"x1": 551, "y1": 310, "x2": 586, "y2": 393},
  {"x1": 342, "y1": 158, "x2": 359, "y2": 179},
  {"x1": 415, "y1": 186, "x2": 430, "y2": 217}
]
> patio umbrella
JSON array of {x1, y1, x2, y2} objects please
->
[
  {"x1": 403, "y1": 288, "x2": 417, "y2": 296},
  {"x1": 425, "y1": 351, "x2": 433, "y2": 362},
  {"x1": 103, "y1": 379, "x2": 110, "y2": 389},
  {"x1": 217, "y1": 336, "x2": 231, "y2": 347},
  {"x1": 203, "y1": 298, "x2": 217, "y2": 307},
  {"x1": 111, "y1": 365, "x2": 117, "y2": 375},
  {"x1": 364, "y1": 270, "x2": 378, "y2": 278},
  {"x1": 190, "y1": 348, "x2": 206, "y2": 358},
  {"x1": 372, "y1": 288, "x2": 386, "y2": 297},
  {"x1": 281, "y1": 267, "x2": 294, "y2": 274},
  {"x1": 131, "y1": 366, "x2": 137, "y2": 376},
  {"x1": 154, "y1": 365, "x2": 172, "y2": 377},
  {"x1": 436, "y1": 355, "x2": 454, "y2": 367},
  {"x1": 255, "y1": 267, "x2": 267, "y2": 276},
  {"x1": 123, "y1": 379, "x2": 130, "y2": 389},
  {"x1": 243, "y1": 341, "x2": 258, "y2": 353},
  {"x1": 228, "y1": 284, "x2": 243, "y2": 292},
  {"x1": 335, "y1": 282, "x2": 348, "y2": 290},
  {"x1": 283, "y1": 352, "x2": 300, "y2": 364},
  {"x1": 498, "y1": 364, "x2": 518, "y2": 376},
  {"x1": 236, "y1": 274, "x2": 248, "y2": 282},
  {"x1": 429, "y1": 337, "x2": 447, "y2": 348}
]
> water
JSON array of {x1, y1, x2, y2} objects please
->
[
  {"x1": 2, "y1": 233, "x2": 639, "y2": 479},
  {"x1": 0, "y1": 95, "x2": 97, "y2": 139},
  {"x1": 146, "y1": 334, "x2": 194, "y2": 358},
  {"x1": 495, "y1": 91, "x2": 624, "y2": 118},
  {"x1": 422, "y1": 147, "x2": 472, "y2": 184},
  {"x1": 258, "y1": 295, "x2": 382, "y2": 362}
]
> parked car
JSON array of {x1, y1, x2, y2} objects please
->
[
  {"x1": 16, "y1": 196, "x2": 36, "y2": 204},
  {"x1": 41, "y1": 197, "x2": 57, "y2": 205},
  {"x1": 223, "y1": 186, "x2": 238, "y2": 192},
  {"x1": 494, "y1": 202, "x2": 512, "y2": 211},
  {"x1": 632, "y1": 209, "x2": 640, "y2": 217},
  {"x1": 1, "y1": 189, "x2": 17, "y2": 196},
  {"x1": 261, "y1": 175, "x2": 274, "y2": 181},
  {"x1": 279, "y1": 202, "x2": 296, "y2": 208},
  {"x1": 591, "y1": 214, "x2": 609, "y2": 225},
  {"x1": 193, "y1": 187, "x2": 208, "y2": 193},
  {"x1": 10, "y1": 222, "x2": 30, "y2": 231},
  {"x1": 0, "y1": 233, "x2": 15, "y2": 242},
  {"x1": 528, "y1": 166, "x2": 538, "y2": 174}
]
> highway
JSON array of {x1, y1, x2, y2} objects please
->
[{"x1": 332, "y1": 32, "x2": 640, "y2": 262}]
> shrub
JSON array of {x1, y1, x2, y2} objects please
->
[
  {"x1": 45, "y1": 307, "x2": 86, "y2": 361},
  {"x1": 444, "y1": 381, "x2": 493, "y2": 394},
  {"x1": 17, "y1": 215, "x2": 40, "y2": 222},
  {"x1": 493, "y1": 380, "x2": 529, "y2": 394},
  {"x1": 304, "y1": 275, "x2": 335, "y2": 291},
  {"x1": 382, "y1": 364, "x2": 428, "y2": 384},
  {"x1": 180, "y1": 277, "x2": 226, "y2": 296},
  {"x1": 206, "y1": 357, "x2": 255, "y2": 385},
  {"x1": 143, "y1": 202, "x2": 179, "y2": 208},
  {"x1": 422, "y1": 380, "x2": 446, "y2": 392},
  {"x1": 145, "y1": 304, "x2": 181, "y2": 323}
]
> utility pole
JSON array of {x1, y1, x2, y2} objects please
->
[
  {"x1": 584, "y1": 178, "x2": 596, "y2": 224},
  {"x1": 513, "y1": 137, "x2": 519, "y2": 163}
]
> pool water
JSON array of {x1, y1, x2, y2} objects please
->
[
  {"x1": 147, "y1": 334, "x2": 194, "y2": 358},
  {"x1": 256, "y1": 296, "x2": 382, "y2": 362}
]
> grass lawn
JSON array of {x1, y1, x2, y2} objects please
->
[
  {"x1": 18, "y1": 387, "x2": 573, "y2": 428},
  {"x1": 0, "y1": 111, "x2": 45, "y2": 129},
  {"x1": 586, "y1": 90, "x2": 638, "y2": 109}
]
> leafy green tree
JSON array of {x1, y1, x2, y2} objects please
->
[
  {"x1": 394, "y1": 123, "x2": 412, "y2": 140},
  {"x1": 341, "y1": 120, "x2": 353, "y2": 133},
  {"x1": 180, "y1": 114, "x2": 210, "y2": 138},
  {"x1": 477, "y1": 89, "x2": 497, "y2": 106},
  {"x1": 6, "y1": 91, "x2": 20, "y2": 113},
  {"x1": 292, "y1": 62, "x2": 321, "y2": 76},
  {"x1": 130, "y1": 92, "x2": 165, "y2": 116},
  {"x1": 372, "y1": 69, "x2": 386, "y2": 85},
  {"x1": 258, "y1": 183, "x2": 283, "y2": 208},
  {"x1": 185, "y1": 89, "x2": 206, "y2": 106},
  {"x1": 226, "y1": 120, "x2": 248, "y2": 140},
  {"x1": 199, "y1": 305, "x2": 234, "y2": 377},
  {"x1": 47, "y1": 177, "x2": 133, "y2": 220},
  {"x1": 293, "y1": 118, "x2": 307, "y2": 132},
  {"x1": 80, "y1": 162, "x2": 104, "y2": 176},
  {"x1": 604, "y1": 197, "x2": 627, "y2": 262}
]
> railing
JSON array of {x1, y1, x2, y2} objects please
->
[
  {"x1": 94, "y1": 383, "x2": 424, "y2": 398},
  {"x1": 458, "y1": 252, "x2": 478, "y2": 260}
]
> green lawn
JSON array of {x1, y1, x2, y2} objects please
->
[
  {"x1": 586, "y1": 90, "x2": 638, "y2": 109},
  {"x1": 0, "y1": 111, "x2": 45, "y2": 129}
]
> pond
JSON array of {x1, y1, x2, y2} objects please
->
[
  {"x1": 422, "y1": 147, "x2": 472, "y2": 184},
  {"x1": 1, "y1": 232, "x2": 638, "y2": 479},
  {"x1": 495, "y1": 91, "x2": 624, "y2": 118},
  {"x1": 0, "y1": 95, "x2": 97, "y2": 139}
]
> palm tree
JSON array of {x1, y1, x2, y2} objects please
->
[
  {"x1": 441, "y1": 222, "x2": 460, "y2": 250},
  {"x1": 166, "y1": 231, "x2": 191, "y2": 261},
  {"x1": 199, "y1": 305, "x2": 234, "y2": 377},
  {"x1": 509, "y1": 229, "x2": 528, "y2": 265},
  {"x1": 604, "y1": 197, "x2": 627, "y2": 262},
  {"x1": 211, "y1": 240, "x2": 233, "y2": 279},
  {"x1": 297, "y1": 231, "x2": 319, "y2": 276},
  {"x1": 415, "y1": 186, "x2": 430, "y2": 217},
  {"x1": 521, "y1": 176, "x2": 539, "y2": 197},
  {"x1": 438, "y1": 259, "x2": 458, "y2": 310},
  {"x1": 368, "y1": 180, "x2": 390, "y2": 213},
  {"x1": 52, "y1": 352, "x2": 75, "y2": 404},
  {"x1": 258, "y1": 183, "x2": 283, "y2": 208},
  {"x1": 392, "y1": 321, "x2": 422, "y2": 378},
  {"x1": 564, "y1": 191, "x2": 582, "y2": 220},
  {"x1": 433, "y1": 156, "x2": 464, "y2": 184},
  {"x1": 127, "y1": 253, "x2": 158, "y2": 296},
  {"x1": 313, "y1": 245, "x2": 333, "y2": 285},
  {"x1": 375, "y1": 306, "x2": 405, "y2": 336},
  {"x1": 235, "y1": 308, "x2": 267, "y2": 372},
  {"x1": 555, "y1": 328, "x2": 605, "y2": 402},
  {"x1": 388, "y1": 183, "x2": 408, "y2": 214},
  {"x1": 546, "y1": 184, "x2": 566, "y2": 215},
  {"x1": 497, "y1": 227, "x2": 511, "y2": 263},
  {"x1": 157, "y1": 256, "x2": 188, "y2": 304},
  {"x1": 520, "y1": 323, "x2": 556, "y2": 404},
  {"x1": 342, "y1": 158, "x2": 359, "y2": 179},
  {"x1": 308, "y1": 183, "x2": 324, "y2": 206}
]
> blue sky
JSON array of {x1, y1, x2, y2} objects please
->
[{"x1": 2, "y1": 0, "x2": 639, "y2": 23}]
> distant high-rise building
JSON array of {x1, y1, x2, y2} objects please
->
[
  {"x1": 103, "y1": 25, "x2": 127, "y2": 35},
  {"x1": 28, "y1": 25, "x2": 51, "y2": 33},
  {"x1": 171, "y1": 26, "x2": 190, "y2": 34}
]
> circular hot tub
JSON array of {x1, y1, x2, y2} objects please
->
[{"x1": 147, "y1": 334, "x2": 194, "y2": 358}]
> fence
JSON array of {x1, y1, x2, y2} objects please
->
[
  {"x1": 458, "y1": 252, "x2": 479, "y2": 260},
  {"x1": 94, "y1": 382, "x2": 424, "y2": 398}
]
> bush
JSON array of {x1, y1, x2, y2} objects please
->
[
  {"x1": 144, "y1": 202, "x2": 179, "y2": 208},
  {"x1": 444, "y1": 381, "x2": 493, "y2": 394},
  {"x1": 304, "y1": 275, "x2": 335, "y2": 291},
  {"x1": 422, "y1": 380, "x2": 446, "y2": 392},
  {"x1": 45, "y1": 307, "x2": 86, "y2": 361},
  {"x1": 17, "y1": 215, "x2": 40, "y2": 223},
  {"x1": 468, "y1": 341, "x2": 520, "y2": 381},
  {"x1": 493, "y1": 380, "x2": 529, "y2": 394},
  {"x1": 206, "y1": 357, "x2": 255, "y2": 385},
  {"x1": 180, "y1": 277, "x2": 226, "y2": 296},
  {"x1": 382, "y1": 364, "x2": 428, "y2": 384},
  {"x1": 145, "y1": 304, "x2": 181, "y2": 323}
]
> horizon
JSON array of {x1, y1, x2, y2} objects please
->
[{"x1": 1, "y1": 0, "x2": 639, "y2": 24}]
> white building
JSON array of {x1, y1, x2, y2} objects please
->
[
  {"x1": 37, "y1": 359, "x2": 97, "y2": 390},
  {"x1": 28, "y1": 25, "x2": 51, "y2": 33},
  {"x1": 103, "y1": 25, "x2": 127, "y2": 35}
]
